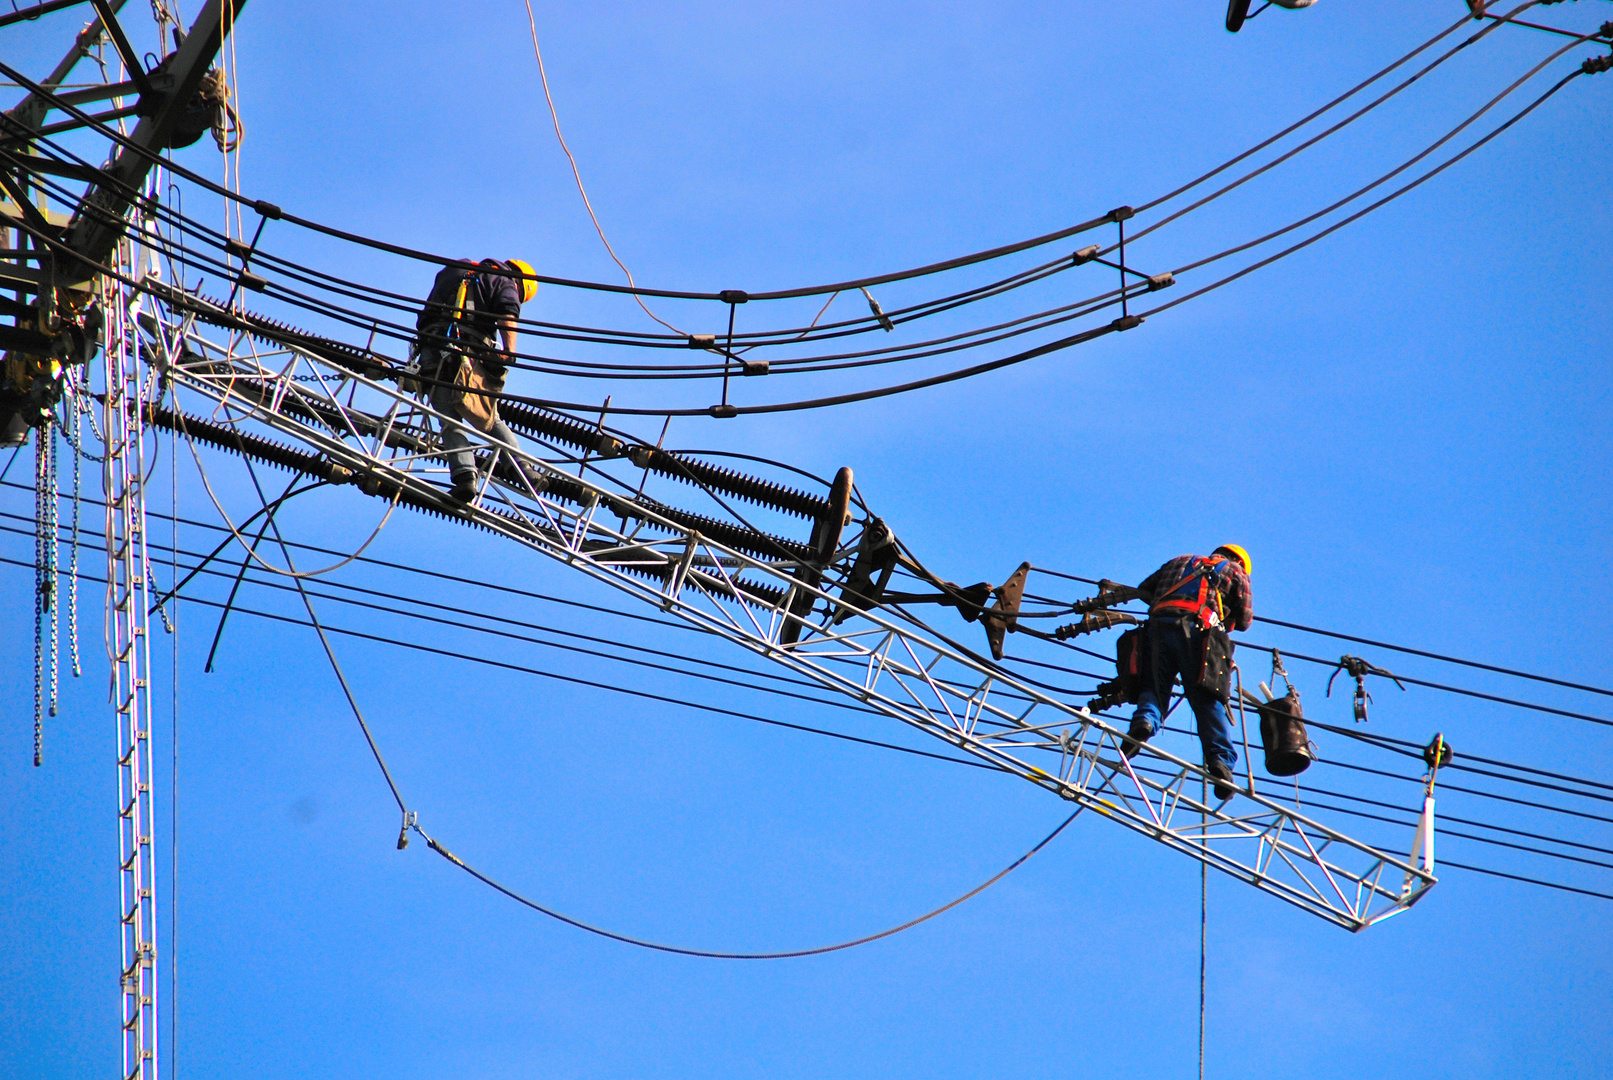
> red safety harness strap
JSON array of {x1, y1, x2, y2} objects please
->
[{"x1": 1149, "y1": 556, "x2": 1228, "y2": 623}]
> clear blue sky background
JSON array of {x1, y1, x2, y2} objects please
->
[{"x1": 4, "y1": 2, "x2": 1611, "y2": 1077}]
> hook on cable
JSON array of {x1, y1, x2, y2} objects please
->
[{"x1": 1326, "y1": 654, "x2": 1405, "y2": 723}]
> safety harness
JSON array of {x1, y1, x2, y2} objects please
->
[{"x1": 1149, "y1": 555, "x2": 1232, "y2": 627}]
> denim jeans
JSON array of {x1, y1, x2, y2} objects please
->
[{"x1": 1132, "y1": 617, "x2": 1237, "y2": 770}]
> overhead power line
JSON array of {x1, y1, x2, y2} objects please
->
[{"x1": 6, "y1": 545, "x2": 1609, "y2": 891}]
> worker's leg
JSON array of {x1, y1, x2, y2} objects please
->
[
  {"x1": 430, "y1": 393, "x2": 479, "y2": 485},
  {"x1": 1126, "y1": 619, "x2": 1181, "y2": 755},
  {"x1": 1183, "y1": 681, "x2": 1237, "y2": 772}
]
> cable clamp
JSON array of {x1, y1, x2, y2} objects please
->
[
  {"x1": 687, "y1": 334, "x2": 716, "y2": 349},
  {"x1": 1107, "y1": 205, "x2": 1135, "y2": 222},
  {"x1": 859, "y1": 287, "x2": 895, "y2": 331},
  {"x1": 396, "y1": 810, "x2": 418, "y2": 850},
  {"x1": 1110, "y1": 314, "x2": 1143, "y2": 331},
  {"x1": 1583, "y1": 51, "x2": 1612, "y2": 76},
  {"x1": 719, "y1": 289, "x2": 749, "y2": 305},
  {"x1": 1147, "y1": 271, "x2": 1175, "y2": 291},
  {"x1": 741, "y1": 359, "x2": 769, "y2": 377}
]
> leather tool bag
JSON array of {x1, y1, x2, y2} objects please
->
[
  {"x1": 450, "y1": 353, "x2": 500, "y2": 434},
  {"x1": 1256, "y1": 688, "x2": 1315, "y2": 776},
  {"x1": 1197, "y1": 624, "x2": 1235, "y2": 701},
  {"x1": 1089, "y1": 626, "x2": 1150, "y2": 710}
]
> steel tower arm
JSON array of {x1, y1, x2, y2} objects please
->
[
  {"x1": 59, "y1": 0, "x2": 246, "y2": 271},
  {"x1": 130, "y1": 297, "x2": 1437, "y2": 933}
]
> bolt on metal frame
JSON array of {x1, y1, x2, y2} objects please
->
[{"x1": 138, "y1": 299, "x2": 1436, "y2": 933}]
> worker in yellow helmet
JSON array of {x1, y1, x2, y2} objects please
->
[
  {"x1": 415, "y1": 258, "x2": 541, "y2": 503},
  {"x1": 1121, "y1": 544, "x2": 1254, "y2": 802}
]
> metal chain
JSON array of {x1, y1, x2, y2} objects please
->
[
  {"x1": 46, "y1": 417, "x2": 59, "y2": 720},
  {"x1": 69, "y1": 388, "x2": 82, "y2": 678},
  {"x1": 33, "y1": 426, "x2": 44, "y2": 766}
]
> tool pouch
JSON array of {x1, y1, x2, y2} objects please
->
[
  {"x1": 1256, "y1": 688, "x2": 1315, "y2": 776},
  {"x1": 1197, "y1": 625, "x2": 1234, "y2": 701},
  {"x1": 1090, "y1": 625, "x2": 1151, "y2": 709},
  {"x1": 450, "y1": 353, "x2": 500, "y2": 434}
]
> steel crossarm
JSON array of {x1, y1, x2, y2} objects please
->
[{"x1": 140, "y1": 298, "x2": 1436, "y2": 932}]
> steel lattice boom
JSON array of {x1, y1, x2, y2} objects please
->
[{"x1": 129, "y1": 293, "x2": 1435, "y2": 932}]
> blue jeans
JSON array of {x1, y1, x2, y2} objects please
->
[{"x1": 1132, "y1": 618, "x2": 1237, "y2": 770}]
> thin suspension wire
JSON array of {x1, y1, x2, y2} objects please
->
[
  {"x1": 521, "y1": 0, "x2": 683, "y2": 335},
  {"x1": 416, "y1": 806, "x2": 1082, "y2": 960}
]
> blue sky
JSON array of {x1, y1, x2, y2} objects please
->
[{"x1": 3, "y1": 2, "x2": 1612, "y2": 1077}]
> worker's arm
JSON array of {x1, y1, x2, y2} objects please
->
[
  {"x1": 499, "y1": 315, "x2": 518, "y2": 358},
  {"x1": 1226, "y1": 567, "x2": 1253, "y2": 631}
]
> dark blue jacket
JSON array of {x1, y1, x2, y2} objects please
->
[{"x1": 417, "y1": 260, "x2": 522, "y2": 342}]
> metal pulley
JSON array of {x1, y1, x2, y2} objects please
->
[{"x1": 1327, "y1": 654, "x2": 1406, "y2": 723}]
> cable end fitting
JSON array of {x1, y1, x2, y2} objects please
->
[
  {"x1": 396, "y1": 811, "x2": 418, "y2": 850},
  {"x1": 1072, "y1": 245, "x2": 1100, "y2": 265},
  {"x1": 1582, "y1": 52, "x2": 1612, "y2": 76},
  {"x1": 719, "y1": 290, "x2": 749, "y2": 305},
  {"x1": 708, "y1": 403, "x2": 739, "y2": 419},
  {"x1": 860, "y1": 287, "x2": 895, "y2": 331},
  {"x1": 1107, "y1": 205, "x2": 1135, "y2": 223},
  {"x1": 1111, "y1": 314, "x2": 1143, "y2": 332}
]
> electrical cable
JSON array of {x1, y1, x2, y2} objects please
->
[
  {"x1": 1027, "y1": 564, "x2": 1613, "y2": 700},
  {"x1": 1138, "y1": 69, "x2": 1588, "y2": 323},
  {"x1": 415, "y1": 804, "x2": 1082, "y2": 959},
  {"x1": 1127, "y1": 4, "x2": 1530, "y2": 246},
  {"x1": 8, "y1": 552, "x2": 1607, "y2": 895},
  {"x1": 0, "y1": 8, "x2": 1557, "y2": 319}
]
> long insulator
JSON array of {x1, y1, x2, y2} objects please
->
[
  {"x1": 498, "y1": 400, "x2": 827, "y2": 522},
  {"x1": 144, "y1": 403, "x2": 356, "y2": 484},
  {"x1": 1053, "y1": 610, "x2": 1141, "y2": 640},
  {"x1": 143, "y1": 403, "x2": 797, "y2": 601},
  {"x1": 154, "y1": 284, "x2": 829, "y2": 524}
]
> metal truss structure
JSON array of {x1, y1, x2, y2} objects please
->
[
  {"x1": 3, "y1": 4, "x2": 246, "y2": 1075},
  {"x1": 131, "y1": 289, "x2": 1436, "y2": 933}
]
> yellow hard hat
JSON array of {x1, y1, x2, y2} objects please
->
[
  {"x1": 1214, "y1": 543, "x2": 1252, "y2": 576},
  {"x1": 507, "y1": 259, "x2": 538, "y2": 304}
]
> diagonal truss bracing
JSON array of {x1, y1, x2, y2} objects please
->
[{"x1": 133, "y1": 292, "x2": 1435, "y2": 933}]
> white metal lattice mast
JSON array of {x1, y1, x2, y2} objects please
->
[{"x1": 105, "y1": 254, "x2": 159, "y2": 1080}]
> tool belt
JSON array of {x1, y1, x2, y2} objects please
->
[{"x1": 1151, "y1": 614, "x2": 1234, "y2": 701}]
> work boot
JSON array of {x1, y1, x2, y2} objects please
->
[
  {"x1": 1207, "y1": 761, "x2": 1236, "y2": 803},
  {"x1": 1121, "y1": 718, "x2": 1153, "y2": 760},
  {"x1": 448, "y1": 472, "x2": 478, "y2": 504}
]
